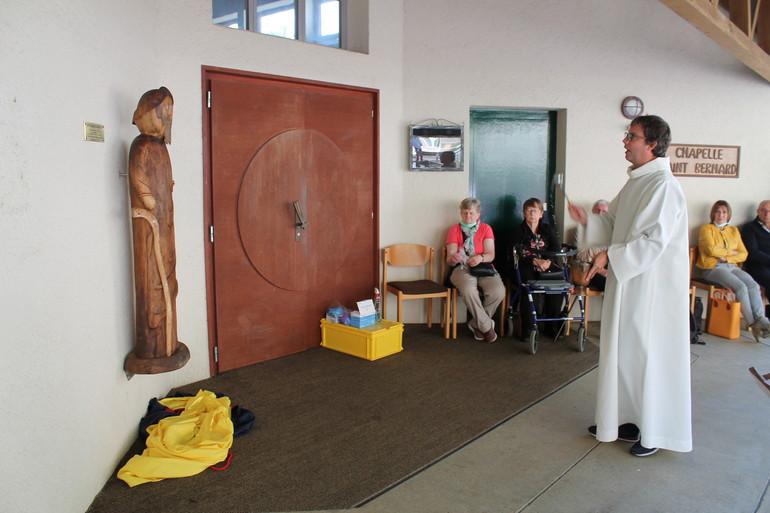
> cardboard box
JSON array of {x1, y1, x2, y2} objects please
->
[
  {"x1": 320, "y1": 319, "x2": 404, "y2": 360},
  {"x1": 350, "y1": 313, "x2": 376, "y2": 328}
]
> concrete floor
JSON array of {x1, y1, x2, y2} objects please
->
[{"x1": 310, "y1": 326, "x2": 770, "y2": 513}]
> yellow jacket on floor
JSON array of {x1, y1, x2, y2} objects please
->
[{"x1": 118, "y1": 390, "x2": 234, "y2": 487}]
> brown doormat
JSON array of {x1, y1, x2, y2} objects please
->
[{"x1": 87, "y1": 324, "x2": 598, "y2": 513}]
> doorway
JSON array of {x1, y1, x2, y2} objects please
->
[
  {"x1": 202, "y1": 67, "x2": 379, "y2": 373},
  {"x1": 469, "y1": 108, "x2": 559, "y2": 276}
]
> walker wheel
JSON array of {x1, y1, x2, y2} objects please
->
[
  {"x1": 576, "y1": 325, "x2": 586, "y2": 353},
  {"x1": 528, "y1": 329, "x2": 538, "y2": 355}
]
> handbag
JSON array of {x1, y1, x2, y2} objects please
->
[
  {"x1": 469, "y1": 262, "x2": 497, "y2": 277},
  {"x1": 706, "y1": 289, "x2": 741, "y2": 340},
  {"x1": 457, "y1": 224, "x2": 497, "y2": 278}
]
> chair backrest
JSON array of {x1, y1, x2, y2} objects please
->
[
  {"x1": 689, "y1": 246, "x2": 698, "y2": 277},
  {"x1": 383, "y1": 244, "x2": 435, "y2": 286}
]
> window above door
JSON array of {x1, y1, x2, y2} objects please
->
[{"x1": 212, "y1": 0, "x2": 346, "y2": 49}]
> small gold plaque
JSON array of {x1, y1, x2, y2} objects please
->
[{"x1": 84, "y1": 122, "x2": 105, "y2": 142}]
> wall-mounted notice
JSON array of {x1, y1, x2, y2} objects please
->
[{"x1": 669, "y1": 144, "x2": 739, "y2": 178}]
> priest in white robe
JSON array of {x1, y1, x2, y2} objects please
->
[{"x1": 569, "y1": 115, "x2": 692, "y2": 456}]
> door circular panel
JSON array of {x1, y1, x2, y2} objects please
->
[{"x1": 238, "y1": 129, "x2": 354, "y2": 291}]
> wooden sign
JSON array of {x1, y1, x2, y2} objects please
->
[{"x1": 669, "y1": 144, "x2": 740, "y2": 178}]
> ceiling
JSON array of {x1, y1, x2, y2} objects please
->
[{"x1": 658, "y1": 0, "x2": 770, "y2": 83}]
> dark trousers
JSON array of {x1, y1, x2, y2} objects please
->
[{"x1": 745, "y1": 265, "x2": 770, "y2": 317}]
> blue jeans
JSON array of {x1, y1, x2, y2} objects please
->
[{"x1": 697, "y1": 263, "x2": 765, "y2": 325}]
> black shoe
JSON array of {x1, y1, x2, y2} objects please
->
[
  {"x1": 588, "y1": 423, "x2": 640, "y2": 443},
  {"x1": 630, "y1": 441, "x2": 659, "y2": 457}
]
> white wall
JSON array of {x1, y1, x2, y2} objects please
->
[
  {"x1": 1, "y1": 1, "x2": 768, "y2": 511},
  {"x1": 1, "y1": 1, "x2": 403, "y2": 512},
  {"x1": 390, "y1": 0, "x2": 770, "y2": 321}
]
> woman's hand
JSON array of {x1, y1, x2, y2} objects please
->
[
  {"x1": 533, "y1": 258, "x2": 551, "y2": 272},
  {"x1": 468, "y1": 254, "x2": 484, "y2": 267},
  {"x1": 449, "y1": 251, "x2": 464, "y2": 264}
]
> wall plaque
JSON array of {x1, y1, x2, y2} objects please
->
[
  {"x1": 669, "y1": 144, "x2": 739, "y2": 178},
  {"x1": 83, "y1": 122, "x2": 105, "y2": 142}
]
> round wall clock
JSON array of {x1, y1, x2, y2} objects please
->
[{"x1": 621, "y1": 96, "x2": 644, "y2": 119}]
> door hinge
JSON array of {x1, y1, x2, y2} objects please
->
[
  {"x1": 207, "y1": 90, "x2": 212, "y2": 108},
  {"x1": 371, "y1": 110, "x2": 374, "y2": 117},
  {"x1": 371, "y1": 212, "x2": 374, "y2": 219},
  {"x1": 213, "y1": 346, "x2": 219, "y2": 362},
  {"x1": 209, "y1": 225, "x2": 214, "y2": 243}
]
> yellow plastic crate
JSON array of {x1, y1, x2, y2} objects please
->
[{"x1": 320, "y1": 319, "x2": 404, "y2": 361}]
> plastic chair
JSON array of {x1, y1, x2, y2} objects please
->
[
  {"x1": 383, "y1": 244, "x2": 450, "y2": 338},
  {"x1": 440, "y1": 247, "x2": 507, "y2": 339}
]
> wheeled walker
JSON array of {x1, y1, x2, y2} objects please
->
[{"x1": 506, "y1": 244, "x2": 587, "y2": 354}]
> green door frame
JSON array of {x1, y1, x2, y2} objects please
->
[{"x1": 469, "y1": 108, "x2": 560, "y2": 275}]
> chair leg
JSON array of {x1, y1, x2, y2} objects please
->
[
  {"x1": 498, "y1": 292, "x2": 507, "y2": 337},
  {"x1": 443, "y1": 296, "x2": 450, "y2": 339},
  {"x1": 397, "y1": 295, "x2": 403, "y2": 322},
  {"x1": 426, "y1": 298, "x2": 433, "y2": 328},
  {"x1": 452, "y1": 290, "x2": 458, "y2": 339}
]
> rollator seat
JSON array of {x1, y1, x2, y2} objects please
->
[{"x1": 526, "y1": 279, "x2": 574, "y2": 291}]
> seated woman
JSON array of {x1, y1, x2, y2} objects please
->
[
  {"x1": 511, "y1": 198, "x2": 563, "y2": 337},
  {"x1": 445, "y1": 197, "x2": 506, "y2": 343},
  {"x1": 694, "y1": 200, "x2": 770, "y2": 342}
]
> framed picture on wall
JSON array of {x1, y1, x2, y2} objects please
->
[{"x1": 409, "y1": 125, "x2": 463, "y2": 171}]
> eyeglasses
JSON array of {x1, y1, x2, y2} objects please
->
[{"x1": 624, "y1": 131, "x2": 645, "y2": 142}]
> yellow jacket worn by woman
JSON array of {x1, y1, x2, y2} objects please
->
[{"x1": 695, "y1": 223, "x2": 748, "y2": 270}]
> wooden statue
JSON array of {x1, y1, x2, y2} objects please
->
[{"x1": 124, "y1": 87, "x2": 189, "y2": 374}]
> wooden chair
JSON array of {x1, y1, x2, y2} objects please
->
[
  {"x1": 441, "y1": 247, "x2": 507, "y2": 339},
  {"x1": 383, "y1": 244, "x2": 450, "y2": 338},
  {"x1": 690, "y1": 246, "x2": 722, "y2": 326},
  {"x1": 566, "y1": 286, "x2": 603, "y2": 336},
  {"x1": 749, "y1": 367, "x2": 770, "y2": 398}
]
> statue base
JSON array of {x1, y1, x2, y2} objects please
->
[{"x1": 124, "y1": 342, "x2": 190, "y2": 375}]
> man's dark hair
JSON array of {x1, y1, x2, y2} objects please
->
[{"x1": 632, "y1": 115, "x2": 671, "y2": 157}]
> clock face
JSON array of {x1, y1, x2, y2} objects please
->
[{"x1": 621, "y1": 96, "x2": 644, "y2": 119}]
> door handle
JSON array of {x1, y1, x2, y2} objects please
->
[{"x1": 293, "y1": 201, "x2": 307, "y2": 241}]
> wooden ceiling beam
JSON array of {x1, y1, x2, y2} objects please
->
[
  {"x1": 757, "y1": 0, "x2": 770, "y2": 53},
  {"x1": 659, "y1": 0, "x2": 770, "y2": 83}
]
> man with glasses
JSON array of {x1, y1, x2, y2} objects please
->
[
  {"x1": 742, "y1": 200, "x2": 770, "y2": 317},
  {"x1": 569, "y1": 115, "x2": 692, "y2": 457}
]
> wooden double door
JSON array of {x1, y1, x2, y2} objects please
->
[{"x1": 203, "y1": 67, "x2": 379, "y2": 373}]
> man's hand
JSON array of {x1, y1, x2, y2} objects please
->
[
  {"x1": 568, "y1": 203, "x2": 588, "y2": 225},
  {"x1": 587, "y1": 251, "x2": 608, "y2": 280}
]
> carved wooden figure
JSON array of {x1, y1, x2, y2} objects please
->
[{"x1": 124, "y1": 87, "x2": 189, "y2": 374}]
